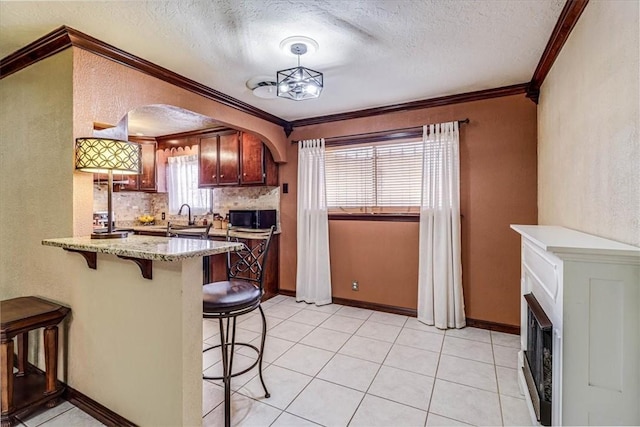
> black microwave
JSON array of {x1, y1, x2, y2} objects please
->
[{"x1": 228, "y1": 209, "x2": 277, "y2": 230}]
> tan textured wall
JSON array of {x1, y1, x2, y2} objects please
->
[
  {"x1": 0, "y1": 51, "x2": 75, "y2": 379},
  {"x1": 0, "y1": 51, "x2": 74, "y2": 300},
  {"x1": 538, "y1": 0, "x2": 640, "y2": 245},
  {"x1": 280, "y1": 94, "x2": 538, "y2": 326}
]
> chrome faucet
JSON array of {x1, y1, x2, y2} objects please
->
[{"x1": 178, "y1": 204, "x2": 194, "y2": 225}]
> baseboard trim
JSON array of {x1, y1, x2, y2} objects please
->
[
  {"x1": 465, "y1": 318, "x2": 520, "y2": 335},
  {"x1": 278, "y1": 289, "x2": 417, "y2": 317},
  {"x1": 64, "y1": 386, "x2": 137, "y2": 427},
  {"x1": 276, "y1": 290, "x2": 519, "y2": 334},
  {"x1": 20, "y1": 361, "x2": 136, "y2": 426}
]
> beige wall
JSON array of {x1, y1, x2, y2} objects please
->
[
  {"x1": 0, "y1": 50, "x2": 74, "y2": 301},
  {"x1": 538, "y1": 0, "x2": 640, "y2": 245},
  {"x1": 0, "y1": 50, "x2": 77, "y2": 380},
  {"x1": 280, "y1": 94, "x2": 538, "y2": 326}
]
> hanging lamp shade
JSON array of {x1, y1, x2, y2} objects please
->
[
  {"x1": 75, "y1": 138, "x2": 141, "y2": 174},
  {"x1": 277, "y1": 66, "x2": 323, "y2": 101},
  {"x1": 276, "y1": 41, "x2": 323, "y2": 101},
  {"x1": 75, "y1": 137, "x2": 141, "y2": 239}
]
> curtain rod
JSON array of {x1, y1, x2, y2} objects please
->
[{"x1": 292, "y1": 118, "x2": 469, "y2": 146}]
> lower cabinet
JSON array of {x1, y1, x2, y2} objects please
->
[
  {"x1": 206, "y1": 235, "x2": 279, "y2": 300},
  {"x1": 134, "y1": 230, "x2": 279, "y2": 300}
]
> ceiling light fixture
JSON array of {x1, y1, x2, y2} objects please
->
[
  {"x1": 246, "y1": 76, "x2": 278, "y2": 99},
  {"x1": 276, "y1": 40, "x2": 323, "y2": 101}
]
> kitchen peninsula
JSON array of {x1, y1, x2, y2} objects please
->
[{"x1": 41, "y1": 235, "x2": 242, "y2": 426}]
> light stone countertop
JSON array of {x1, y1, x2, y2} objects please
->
[{"x1": 42, "y1": 235, "x2": 243, "y2": 261}]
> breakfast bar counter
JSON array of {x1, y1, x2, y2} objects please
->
[
  {"x1": 41, "y1": 235, "x2": 242, "y2": 426},
  {"x1": 42, "y1": 235, "x2": 242, "y2": 261}
]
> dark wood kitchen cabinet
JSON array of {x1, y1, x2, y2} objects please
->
[
  {"x1": 199, "y1": 131, "x2": 240, "y2": 187},
  {"x1": 94, "y1": 140, "x2": 157, "y2": 192},
  {"x1": 120, "y1": 141, "x2": 157, "y2": 191},
  {"x1": 218, "y1": 132, "x2": 240, "y2": 185},
  {"x1": 240, "y1": 132, "x2": 265, "y2": 184},
  {"x1": 239, "y1": 132, "x2": 278, "y2": 186},
  {"x1": 206, "y1": 235, "x2": 279, "y2": 300},
  {"x1": 199, "y1": 130, "x2": 278, "y2": 188}
]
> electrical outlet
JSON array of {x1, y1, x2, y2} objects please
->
[
  {"x1": 161, "y1": 212, "x2": 166, "y2": 220},
  {"x1": 352, "y1": 280, "x2": 359, "y2": 291}
]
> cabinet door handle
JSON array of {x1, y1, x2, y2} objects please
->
[
  {"x1": 220, "y1": 174, "x2": 224, "y2": 178},
  {"x1": 212, "y1": 175, "x2": 216, "y2": 178},
  {"x1": 243, "y1": 173, "x2": 247, "y2": 177}
]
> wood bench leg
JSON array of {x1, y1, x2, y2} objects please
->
[
  {"x1": 1, "y1": 340, "x2": 14, "y2": 417},
  {"x1": 16, "y1": 333, "x2": 27, "y2": 377},
  {"x1": 43, "y1": 326, "x2": 58, "y2": 396}
]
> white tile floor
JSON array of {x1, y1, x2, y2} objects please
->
[{"x1": 16, "y1": 295, "x2": 532, "y2": 427}]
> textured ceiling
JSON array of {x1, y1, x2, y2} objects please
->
[
  {"x1": 0, "y1": 0, "x2": 565, "y2": 122},
  {"x1": 127, "y1": 105, "x2": 222, "y2": 137}
]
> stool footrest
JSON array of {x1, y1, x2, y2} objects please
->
[{"x1": 202, "y1": 343, "x2": 261, "y2": 380}]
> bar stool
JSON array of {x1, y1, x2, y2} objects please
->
[
  {"x1": 202, "y1": 226, "x2": 275, "y2": 427},
  {"x1": 1, "y1": 297, "x2": 70, "y2": 427}
]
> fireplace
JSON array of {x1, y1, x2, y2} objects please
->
[
  {"x1": 512, "y1": 225, "x2": 640, "y2": 425},
  {"x1": 522, "y1": 293, "x2": 552, "y2": 426}
]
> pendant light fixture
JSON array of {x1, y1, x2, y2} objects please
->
[{"x1": 277, "y1": 38, "x2": 323, "y2": 101}]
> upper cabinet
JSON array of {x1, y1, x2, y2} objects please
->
[
  {"x1": 199, "y1": 130, "x2": 239, "y2": 186},
  {"x1": 119, "y1": 141, "x2": 157, "y2": 191},
  {"x1": 94, "y1": 139, "x2": 158, "y2": 192},
  {"x1": 218, "y1": 131, "x2": 241, "y2": 185},
  {"x1": 198, "y1": 130, "x2": 277, "y2": 188},
  {"x1": 240, "y1": 132, "x2": 265, "y2": 184}
]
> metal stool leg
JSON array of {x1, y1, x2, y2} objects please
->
[
  {"x1": 218, "y1": 316, "x2": 238, "y2": 427},
  {"x1": 257, "y1": 305, "x2": 270, "y2": 398}
]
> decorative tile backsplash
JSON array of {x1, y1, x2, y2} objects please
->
[
  {"x1": 93, "y1": 185, "x2": 153, "y2": 223},
  {"x1": 94, "y1": 185, "x2": 280, "y2": 227}
]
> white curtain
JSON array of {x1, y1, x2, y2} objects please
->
[
  {"x1": 418, "y1": 122, "x2": 466, "y2": 329},
  {"x1": 166, "y1": 155, "x2": 210, "y2": 215},
  {"x1": 296, "y1": 139, "x2": 332, "y2": 306}
]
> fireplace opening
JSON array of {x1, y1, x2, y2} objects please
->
[{"x1": 523, "y1": 293, "x2": 553, "y2": 426}]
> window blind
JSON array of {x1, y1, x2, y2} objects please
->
[{"x1": 325, "y1": 139, "x2": 423, "y2": 211}]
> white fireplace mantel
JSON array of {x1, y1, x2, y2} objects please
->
[{"x1": 511, "y1": 225, "x2": 640, "y2": 426}]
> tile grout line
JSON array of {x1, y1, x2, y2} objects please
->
[
  {"x1": 268, "y1": 302, "x2": 368, "y2": 423},
  {"x1": 492, "y1": 331, "x2": 506, "y2": 427},
  {"x1": 204, "y1": 298, "x2": 521, "y2": 426},
  {"x1": 343, "y1": 309, "x2": 392, "y2": 427},
  {"x1": 31, "y1": 405, "x2": 80, "y2": 427},
  {"x1": 202, "y1": 296, "x2": 294, "y2": 422},
  {"x1": 325, "y1": 306, "x2": 374, "y2": 426},
  {"x1": 423, "y1": 324, "x2": 447, "y2": 427}
]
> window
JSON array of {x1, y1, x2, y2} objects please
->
[
  {"x1": 325, "y1": 138, "x2": 423, "y2": 214},
  {"x1": 166, "y1": 155, "x2": 211, "y2": 214}
]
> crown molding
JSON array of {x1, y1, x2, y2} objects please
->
[
  {"x1": 526, "y1": 0, "x2": 590, "y2": 103},
  {"x1": 0, "y1": 26, "x2": 71, "y2": 79},
  {"x1": 289, "y1": 83, "x2": 528, "y2": 128},
  {"x1": 0, "y1": 26, "x2": 288, "y2": 130},
  {"x1": 3, "y1": 23, "x2": 567, "y2": 133}
]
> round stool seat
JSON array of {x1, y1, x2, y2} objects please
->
[{"x1": 203, "y1": 280, "x2": 261, "y2": 313}]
